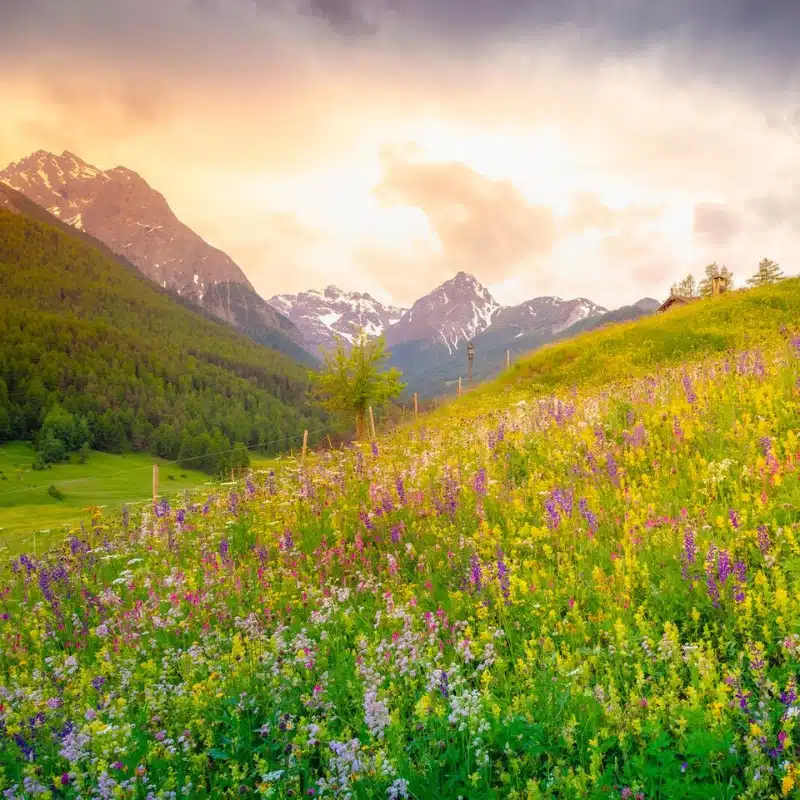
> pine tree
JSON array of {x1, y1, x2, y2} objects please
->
[
  {"x1": 672, "y1": 274, "x2": 698, "y2": 298},
  {"x1": 698, "y1": 263, "x2": 734, "y2": 297},
  {"x1": 747, "y1": 258, "x2": 784, "y2": 287}
]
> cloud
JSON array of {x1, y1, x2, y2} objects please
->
[
  {"x1": 375, "y1": 155, "x2": 555, "y2": 283},
  {"x1": 3, "y1": 0, "x2": 800, "y2": 311},
  {"x1": 749, "y1": 190, "x2": 800, "y2": 228},
  {"x1": 562, "y1": 193, "x2": 665, "y2": 235},
  {"x1": 693, "y1": 203, "x2": 742, "y2": 248}
]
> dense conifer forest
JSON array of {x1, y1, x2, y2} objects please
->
[{"x1": 0, "y1": 210, "x2": 325, "y2": 473}]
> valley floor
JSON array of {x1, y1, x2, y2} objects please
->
[{"x1": 0, "y1": 443, "x2": 212, "y2": 552}]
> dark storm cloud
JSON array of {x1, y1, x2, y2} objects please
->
[{"x1": 3, "y1": 0, "x2": 799, "y2": 80}]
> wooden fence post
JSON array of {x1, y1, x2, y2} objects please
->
[
  {"x1": 458, "y1": 376, "x2": 462, "y2": 397},
  {"x1": 327, "y1": 434, "x2": 333, "y2": 450},
  {"x1": 506, "y1": 349, "x2": 510, "y2": 370},
  {"x1": 301, "y1": 429, "x2": 309, "y2": 461},
  {"x1": 413, "y1": 392, "x2": 418, "y2": 418},
  {"x1": 152, "y1": 464, "x2": 159, "y2": 507},
  {"x1": 369, "y1": 406, "x2": 377, "y2": 439}
]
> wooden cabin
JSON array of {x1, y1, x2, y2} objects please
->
[
  {"x1": 658, "y1": 274, "x2": 730, "y2": 313},
  {"x1": 658, "y1": 292, "x2": 695, "y2": 313}
]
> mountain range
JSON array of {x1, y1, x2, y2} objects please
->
[
  {"x1": 273, "y1": 271, "x2": 659, "y2": 393},
  {"x1": 2, "y1": 149, "x2": 661, "y2": 396},
  {"x1": 0, "y1": 150, "x2": 311, "y2": 364}
]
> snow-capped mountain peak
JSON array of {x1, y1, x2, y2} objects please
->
[
  {"x1": 0, "y1": 149, "x2": 249, "y2": 296},
  {"x1": 385, "y1": 272, "x2": 503, "y2": 353},
  {"x1": 491, "y1": 295, "x2": 608, "y2": 338},
  {"x1": 269, "y1": 287, "x2": 407, "y2": 353}
]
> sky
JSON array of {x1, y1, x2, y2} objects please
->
[{"x1": 2, "y1": 0, "x2": 800, "y2": 309}]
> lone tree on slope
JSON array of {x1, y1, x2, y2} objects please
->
[
  {"x1": 311, "y1": 331, "x2": 405, "y2": 439},
  {"x1": 747, "y1": 258, "x2": 785, "y2": 287}
]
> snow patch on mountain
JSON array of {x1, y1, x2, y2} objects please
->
[
  {"x1": 385, "y1": 272, "x2": 502, "y2": 353},
  {"x1": 269, "y1": 286, "x2": 407, "y2": 352}
]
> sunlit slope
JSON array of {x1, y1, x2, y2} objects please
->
[{"x1": 485, "y1": 279, "x2": 800, "y2": 398}]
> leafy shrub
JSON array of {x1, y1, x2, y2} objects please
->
[
  {"x1": 78, "y1": 442, "x2": 90, "y2": 464},
  {"x1": 46, "y1": 484, "x2": 64, "y2": 501}
]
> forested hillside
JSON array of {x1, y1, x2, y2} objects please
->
[{"x1": 0, "y1": 210, "x2": 325, "y2": 471}]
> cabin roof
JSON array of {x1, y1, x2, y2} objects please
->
[{"x1": 658, "y1": 294, "x2": 695, "y2": 313}]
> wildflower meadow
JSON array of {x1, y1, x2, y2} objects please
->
[{"x1": 2, "y1": 289, "x2": 800, "y2": 799}]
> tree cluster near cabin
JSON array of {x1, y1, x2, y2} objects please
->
[
  {"x1": 672, "y1": 258, "x2": 785, "y2": 298},
  {"x1": 0, "y1": 210, "x2": 325, "y2": 473}
]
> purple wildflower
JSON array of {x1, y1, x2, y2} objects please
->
[
  {"x1": 228, "y1": 493, "x2": 239, "y2": 516},
  {"x1": 497, "y1": 549, "x2": 511, "y2": 603},
  {"x1": 469, "y1": 554, "x2": 483, "y2": 590},
  {"x1": 717, "y1": 549, "x2": 731, "y2": 584},
  {"x1": 594, "y1": 425, "x2": 606, "y2": 445},
  {"x1": 624, "y1": 424, "x2": 646, "y2": 448},
  {"x1": 606, "y1": 453, "x2": 620, "y2": 486},
  {"x1": 359, "y1": 510, "x2": 375, "y2": 531},
  {"x1": 371, "y1": 440, "x2": 379, "y2": 458},
  {"x1": 473, "y1": 468, "x2": 487, "y2": 497},
  {"x1": 757, "y1": 524, "x2": 771, "y2": 555},
  {"x1": 395, "y1": 476, "x2": 406, "y2": 504},
  {"x1": 683, "y1": 528, "x2": 697, "y2": 564},
  {"x1": 578, "y1": 497, "x2": 598, "y2": 535},
  {"x1": 728, "y1": 508, "x2": 740, "y2": 529},
  {"x1": 544, "y1": 496, "x2": 560, "y2": 529},
  {"x1": 705, "y1": 545, "x2": 720, "y2": 607},
  {"x1": 733, "y1": 559, "x2": 747, "y2": 602},
  {"x1": 390, "y1": 523, "x2": 403, "y2": 544},
  {"x1": 219, "y1": 539, "x2": 229, "y2": 560},
  {"x1": 154, "y1": 497, "x2": 170, "y2": 518},
  {"x1": 38, "y1": 568, "x2": 55, "y2": 605},
  {"x1": 780, "y1": 679, "x2": 797, "y2": 706},
  {"x1": 682, "y1": 374, "x2": 697, "y2": 404},
  {"x1": 438, "y1": 671, "x2": 449, "y2": 698},
  {"x1": 553, "y1": 487, "x2": 574, "y2": 517}
]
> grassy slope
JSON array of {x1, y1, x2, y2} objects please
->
[
  {"x1": 1, "y1": 278, "x2": 800, "y2": 795},
  {"x1": 474, "y1": 280, "x2": 800, "y2": 402},
  {"x1": 0, "y1": 442, "x2": 212, "y2": 547}
]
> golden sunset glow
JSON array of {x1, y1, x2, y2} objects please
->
[{"x1": 2, "y1": 1, "x2": 799, "y2": 306}]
